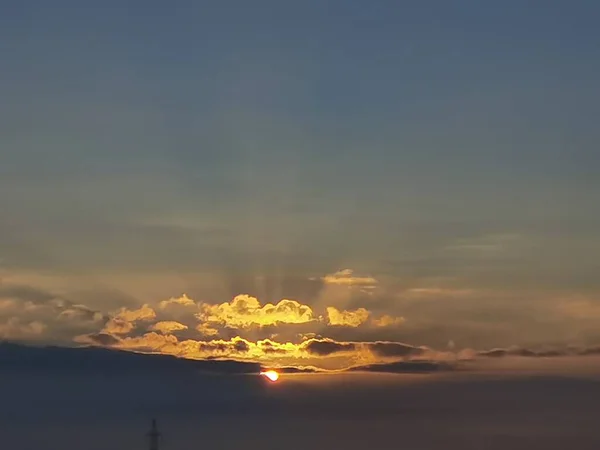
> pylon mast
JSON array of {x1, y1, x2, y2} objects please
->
[{"x1": 148, "y1": 419, "x2": 161, "y2": 450}]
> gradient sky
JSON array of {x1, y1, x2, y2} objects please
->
[{"x1": 1, "y1": 1, "x2": 600, "y2": 367}]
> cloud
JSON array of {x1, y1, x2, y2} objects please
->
[
  {"x1": 347, "y1": 360, "x2": 452, "y2": 374},
  {"x1": 366, "y1": 341, "x2": 426, "y2": 359},
  {"x1": 476, "y1": 345, "x2": 599, "y2": 358},
  {"x1": 405, "y1": 288, "x2": 474, "y2": 298},
  {"x1": 158, "y1": 294, "x2": 197, "y2": 310},
  {"x1": 0, "y1": 318, "x2": 46, "y2": 339},
  {"x1": 371, "y1": 314, "x2": 406, "y2": 327},
  {"x1": 102, "y1": 318, "x2": 135, "y2": 335},
  {"x1": 101, "y1": 304, "x2": 157, "y2": 335},
  {"x1": 444, "y1": 233, "x2": 523, "y2": 253},
  {"x1": 199, "y1": 337, "x2": 251, "y2": 354},
  {"x1": 326, "y1": 307, "x2": 404, "y2": 328},
  {"x1": 556, "y1": 298, "x2": 600, "y2": 320},
  {"x1": 197, "y1": 294, "x2": 314, "y2": 328},
  {"x1": 196, "y1": 322, "x2": 220, "y2": 336},
  {"x1": 0, "y1": 283, "x2": 104, "y2": 341},
  {"x1": 320, "y1": 269, "x2": 378, "y2": 289},
  {"x1": 5, "y1": 286, "x2": 600, "y2": 373},
  {"x1": 76, "y1": 332, "x2": 121, "y2": 346},
  {"x1": 326, "y1": 307, "x2": 370, "y2": 327},
  {"x1": 149, "y1": 321, "x2": 188, "y2": 334},
  {"x1": 113, "y1": 304, "x2": 156, "y2": 322},
  {"x1": 303, "y1": 338, "x2": 357, "y2": 356}
]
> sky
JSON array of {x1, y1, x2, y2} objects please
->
[{"x1": 1, "y1": 0, "x2": 600, "y2": 374}]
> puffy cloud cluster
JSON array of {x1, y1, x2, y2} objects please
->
[
  {"x1": 197, "y1": 294, "x2": 315, "y2": 329},
  {"x1": 101, "y1": 304, "x2": 157, "y2": 335},
  {"x1": 326, "y1": 307, "x2": 405, "y2": 328},
  {"x1": 5, "y1": 279, "x2": 600, "y2": 371},
  {"x1": 0, "y1": 283, "x2": 104, "y2": 342},
  {"x1": 326, "y1": 307, "x2": 370, "y2": 327},
  {"x1": 158, "y1": 294, "x2": 196, "y2": 310}
]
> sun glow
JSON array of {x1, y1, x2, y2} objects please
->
[{"x1": 260, "y1": 370, "x2": 280, "y2": 382}]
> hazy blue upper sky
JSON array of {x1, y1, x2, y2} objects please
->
[{"x1": 1, "y1": 1, "x2": 600, "y2": 356}]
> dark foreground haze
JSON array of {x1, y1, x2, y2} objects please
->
[{"x1": 1, "y1": 345, "x2": 600, "y2": 450}]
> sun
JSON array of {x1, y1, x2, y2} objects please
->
[{"x1": 260, "y1": 370, "x2": 280, "y2": 382}]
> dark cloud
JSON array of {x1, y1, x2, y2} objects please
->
[
  {"x1": 477, "y1": 345, "x2": 600, "y2": 358},
  {"x1": 366, "y1": 341, "x2": 425, "y2": 358},
  {"x1": 347, "y1": 360, "x2": 452, "y2": 374},
  {"x1": 198, "y1": 338, "x2": 250, "y2": 354},
  {"x1": 275, "y1": 366, "x2": 320, "y2": 374},
  {"x1": 303, "y1": 338, "x2": 356, "y2": 356},
  {"x1": 258, "y1": 339, "x2": 289, "y2": 354}
]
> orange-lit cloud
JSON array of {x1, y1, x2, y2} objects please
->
[{"x1": 196, "y1": 294, "x2": 315, "y2": 328}]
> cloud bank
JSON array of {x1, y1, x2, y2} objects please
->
[{"x1": 2, "y1": 269, "x2": 600, "y2": 372}]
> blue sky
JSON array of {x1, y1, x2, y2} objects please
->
[{"x1": 1, "y1": 1, "x2": 599, "y2": 355}]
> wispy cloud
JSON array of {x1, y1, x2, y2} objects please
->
[{"x1": 320, "y1": 269, "x2": 378, "y2": 290}]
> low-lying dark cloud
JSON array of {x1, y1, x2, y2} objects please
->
[
  {"x1": 346, "y1": 360, "x2": 452, "y2": 374},
  {"x1": 477, "y1": 345, "x2": 600, "y2": 358},
  {"x1": 366, "y1": 341, "x2": 425, "y2": 358},
  {"x1": 304, "y1": 339, "x2": 356, "y2": 356}
]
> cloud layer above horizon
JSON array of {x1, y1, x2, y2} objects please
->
[{"x1": 2, "y1": 267, "x2": 600, "y2": 371}]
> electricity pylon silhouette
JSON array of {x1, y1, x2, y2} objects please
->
[{"x1": 147, "y1": 418, "x2": 161, "y2": 450}]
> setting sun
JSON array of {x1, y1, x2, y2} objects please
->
[{"x1": 260, "y1": 370, "x2": 280, "y2": 382}]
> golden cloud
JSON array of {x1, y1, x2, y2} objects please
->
[
  {"x1": 149, "y1": 321, "x2": 188, "y2": 334},
  {"x1": 326, "y1": 306, "x2": 370, "y2": 327},
  {"x1": 197, "y1": 294, "x2": 314, "y2": 328},
  {"x1": 326, "y1": 307, "x2": 404, "y2": 328},
  {"x1": 103, "y1": 318, "x2": 134, "y2": 335},
  {"x1": 79, "y1": 331, "x2": 438, "y2": 371},
  {"x1": 114, "y1": 304, "x2": 157, "y2": 322},
  {"x1": 101, "y1": 304, "x2": 157, "y2": 335},
  {"x1": 158, "y1": 294, "x2": 196, "y2": 310}
]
